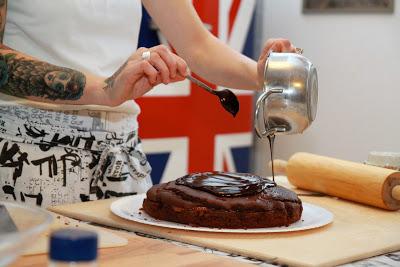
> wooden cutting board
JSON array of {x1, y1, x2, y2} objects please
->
[
  {"x1": 23, "y1": 212, "x2": 127, "y2": 256},
  {"x1": 48, "y1": 178, "x2": 400, "y2": 267}
]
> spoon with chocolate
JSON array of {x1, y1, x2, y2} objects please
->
[{"x1": 186, "y1": 75, "x2": 239, "y2": 117}]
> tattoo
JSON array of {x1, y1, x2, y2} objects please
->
[
  {"x1": 103, "y1": 60, "x2": 127, "y2": 90},
  {"x1": 0, "y1": 53, "x2": 86, "y2": 100},
  {"x1": 0, "y1": 0, "x2": 7, "y2": 43}
]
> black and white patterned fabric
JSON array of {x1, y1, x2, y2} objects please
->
[{"x1": 0, "y1": 104, "x2": 152, "y2": 207}]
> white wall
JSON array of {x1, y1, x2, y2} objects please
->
[{"x1": 254, "y1": 0, "x2": 400, "y2": 176}]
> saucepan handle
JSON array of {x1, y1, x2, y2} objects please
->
[{"x1": 254, "y1": 88, "x2": 284, "y2": 138}]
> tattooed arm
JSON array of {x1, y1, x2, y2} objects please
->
[
  {"x1": 0, "y1": 1, "x2": 106, "y2": 105},
  {"x1": 0, "y1": 45, "x2": 112, "y2": 105},
  {"x1": 0, "y1": 2, "x2": 186, "y2": 106}
]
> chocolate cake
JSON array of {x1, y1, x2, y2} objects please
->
[{"x1": 142, "y1": 172, "x2": 302, "y2": 228}]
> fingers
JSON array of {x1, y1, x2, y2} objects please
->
[
  {"x1": 175, "y1": 56, "x2": 188, "y2": 78},
  {"x1": 140, "y1": 60, "x2": 159, "y2": 85},
  {"x1": 124, "y1": 45, "x2": 187, "y2": 89},
  {"x1": 124, "y1": 60, "x2": 159, "y2": 86},
  {"x1": 150, "y1": 45, "x2": 177, "y2": 80},
  {"x1": 275, "y1": 38, "x2": 295, "y2": 52},
  {"x1": 148, "y1": 51, "x2": 171, "y2": 84},
  {"x1": 261, "y1": 38, "x2": 297, "y2": 54},
  {"x1": 145, "y1": 45, "x2": 188, "y2": 83}
]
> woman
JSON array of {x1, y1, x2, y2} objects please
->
[{"x1": 0, "y1": 0, "x2": 296, "y2": 207}]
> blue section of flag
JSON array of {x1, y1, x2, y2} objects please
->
[
  {"x1": 138, "y1": 7, "x2": 160, "y2": 48},
  {"x1": 147, "y1": 153, "x2": 170, "y2": 184},
  {"x1": 231, "y1": 147, "x2": 250, "y2": 173},
  {"x1": 242, "y1": 10, "x2": 256, "y2": 60}
]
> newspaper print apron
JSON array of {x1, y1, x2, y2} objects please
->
[{"x1": 0, "y1": 104, "x2": 152, "y2": 207}]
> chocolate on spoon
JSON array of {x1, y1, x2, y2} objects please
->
[{"x1": 186, "y1": 75, "x2": 239, "y2": 117}]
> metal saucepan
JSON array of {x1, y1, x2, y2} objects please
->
[{"x1": 255, "y1": 52, "x2": 318, "y2": 138}]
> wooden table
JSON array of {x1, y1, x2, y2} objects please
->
[{"x1": 11, "y1": 229, "x2": 253, "y2": 267}]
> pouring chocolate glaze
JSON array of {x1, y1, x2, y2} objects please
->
[{"x1": 255, "y1": 52, "x2": 318, "y2": 181}]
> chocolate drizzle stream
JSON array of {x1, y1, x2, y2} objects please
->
[
  {"x1": 176, "y1": 172, "x2": 276, "y2": 197},
  {"x1": 267, "y1": 134, "x2": 275, "y2": 182}
]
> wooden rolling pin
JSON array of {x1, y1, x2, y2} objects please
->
[{"x1": 271, "y1": 152, "x2": 400, "y2": 210}]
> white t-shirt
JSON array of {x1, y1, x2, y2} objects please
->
[{"x1": 2, "y1": 0, "x2": 143, "y2": 114}]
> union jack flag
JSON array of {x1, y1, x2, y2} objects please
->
[{"x1": 137, "y1": 0, "x2": 256, "y2": 184}]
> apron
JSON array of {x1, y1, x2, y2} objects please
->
[
  {"x1": 0, "y1": 103, "x2": 152, "y2": 207},
  {"x1": 0, "y1": 0, "x2": 152, "y2": 207}
]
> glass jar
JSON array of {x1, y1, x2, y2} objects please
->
[{"x1": 365, "y1": 151, "x2": 400, "y2": 170}]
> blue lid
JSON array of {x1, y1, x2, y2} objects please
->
[{"x1": 50, "y1": 229, "x2": 98, "y2": 262}]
